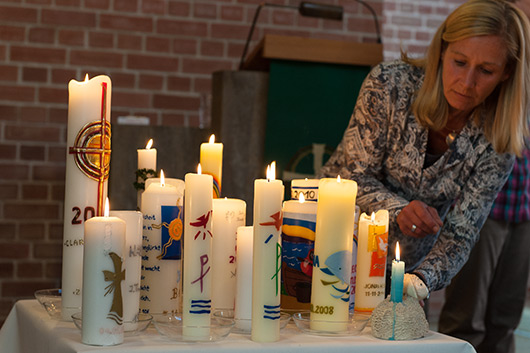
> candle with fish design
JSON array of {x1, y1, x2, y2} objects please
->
[
  {"x1": 140, "y1": 170, "x2": 184, "y2": 315},
  {"x1": 235, "y1": 226, "x2": 253, "y2": 332},
  {"x1": 211, "y1": 197, "x2": 246, "y2": 310},
  {"x1": 182, "y1": 164, "x2": 214, "y2": 340},
  {"x1": 109, "y1": 210, "x2": 143, "y2": 331},
  {"x1": 82, "y1": 198, "x2": 126, "y2": 346},
  {"x1": 200, "y1": 134, "x2": 223, "y2": 198},
  {"x1": 354, "y1": 210, "x2": 389, "y2": 313},
  {"x1": 310, "y1": 176, "x2": 357, "y2": 332},
  {"x1": 252, "y1": 162, "x2": 284, "y2": 342}
]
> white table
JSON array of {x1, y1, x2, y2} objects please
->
[{"x1": 0, "y1": 300, "x2": 476, "y2": 353}]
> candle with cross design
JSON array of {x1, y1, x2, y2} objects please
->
[
  {"x1": 251, "y1": 162, "x2": 284, "y2": 342},
  {"x1": 140, "y1": 171, "x2": 184, "y2": 316},
  {"x1": 62, "y1": 74, "x2": 112, "y2": 321},
  {"x1": 182, "y1": 165, "x2": 214, "y2": 340}
]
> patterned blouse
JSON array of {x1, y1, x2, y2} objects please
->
[{"x1": 318, "y1": 60, "x2": 514, "y2": 292}]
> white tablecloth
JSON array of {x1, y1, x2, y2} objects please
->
[{"x1": 0, "y1": 300, "x2": 476, "y2": 353}]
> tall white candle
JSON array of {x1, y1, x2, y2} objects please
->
[
  {"x1": 137, "y1": 139, "x2": 157, "y2": 209},
  {"x1": 310, "y1": 177, "x2": 357, "y2": 332},
  {"x1": 109, "y1": 210, "x2": 142, "y2": 331},
  {"x1": 235, "y1": 226, "x2": 253, "y2": 332},
  {"x1": 281, "y1": 193, "x2": 317, "y2": 309},
  {"x1": 200, "y1": 134, "x2": 223, "y2": 198},
  {"x1": 62, "y1": 74, "x2": 111, "y2": 320},
  {"x1": 211, "y1": 198, "x2": 246, "y2": 310},
  {"x1": 82, "y1": 199, "x2": 126, "y2": 346},
  {"x1": 182, "y1": 166, "x2": 214, "y2": 339},
  {"x1": 140, "y1": 171, "x2": 184, "y2": 315},
  {"x1": 354, "y1": 210, "x2": 389, "y2": 313},
  {"x1": 252, "y1": 162, "x2": 284, "y2": 342}
]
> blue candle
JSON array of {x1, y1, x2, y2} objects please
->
[{"x1": 390, "y1": 242, "x2": 405, "y2": 303}]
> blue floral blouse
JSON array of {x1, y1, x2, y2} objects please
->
[{"x1": 319, "y1": 60, "x2": 514, "y2": 291}]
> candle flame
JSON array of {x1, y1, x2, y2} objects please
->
[
  {"x1": 396, "y1": 242, "x2": 401, "y2": 262},
  {"x1": 371, "y1": 212, "x2": 375, "y2": 222},
  {"x1": 84, "y1": 74, "x2": 89, "y2": 82},
  {"x1": 197, "y1": 163, "x2": 202, "y2": 175},
  {"x1": 299, "y1": 192, "x2": 305, "y2": 203},
  {"x1": 146, "y1": 138, "x2": 153, "y2": 150},
  {"x1": 209, "y1": 134, "x2": 215, "y2": 144},
  {"x1": 104, "y1": 197, "x2": 110, "y2": 217},
  {"x1": 160, "y1": 169, "x2": 165, "y2": 187},
  {"x1": 337, "y1": 175, "x2": 341, "y2": 182},
  {"x1": 267, "y1": 161, "x2": 276, "y2": 181}
]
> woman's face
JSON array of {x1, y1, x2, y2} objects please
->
[{"x1": 441, "y1": 35, "x2": 510, "y2": 119}]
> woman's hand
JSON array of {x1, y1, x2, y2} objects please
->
[{"x1": 397, "y1": 200, "x2": 443, "y2": 238}]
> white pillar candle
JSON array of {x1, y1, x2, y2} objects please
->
[
  {"x1": 354, "y1": 210, "x2": 389, "y2": 313},
  {"x1": 140, "y1": 171, "x2": 184, "y2": 315},
  {"x1": 251, "y1": 163, "x2": 284, "y2": 342},
  {"x1": 390, "y1": 242, "x2": 405, "y2": 303},
  {"x1": 281, "y1": 193, "x2": 317, "y2": 308},
  {"x1": 211, "y1": 198, "x2": 246, "y2": 310},
  {"x1": 235, "y1": 226, "x2": 253, "y2": 332},
  {"x1": 109, "y1": 210, "x2": 142, "y2": 331},
  {"x1": 182, "y1": 167, "x2": 214, "y2": 339},
  {"x1": 200, "y1": 134, "x2": 223, "y2": 198},
  {"x1": 137, "y1": 139, "x2": 157, "y2": 210},
  {"x1": 82, "y1": 199, "x2": 126, "y2": 346},
  {"x1": 291, "y1": 178, "x2": 319, "y2": 202},
  {"x1": 310, "y1": 177, "x2": 357, "y2": 332},
  {"x1": 62, "y1": 74, "x2": 111, "y2": 320}
]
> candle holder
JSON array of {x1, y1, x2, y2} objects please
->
[
  {"x1": 292, "y1": 311, "x2": 370, "y2": 336},
  {"x1": 152, "y1": 313, "x2": 235, "y2": 342},
  {"x1": 212, "y1": 309, "x2": 291, "y2": 334},
  {"x1": 72, "y1": 312, "x2": 153, "y2": 337},
  {"x1": 370, "y1": 295, "x2": 429, "y2": 340}
]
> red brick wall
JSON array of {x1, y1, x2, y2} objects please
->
[{"x1": 0, "y1": 0, "x2": 468, "y2": 328}]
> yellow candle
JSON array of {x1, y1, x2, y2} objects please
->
[
  {"x1": 251, "y1": 162, "x2": 284, "y2": 342},
  {"x1": 310, "y1": 177, "x2": 357, "y2": 332},
  {"x1": 62, "y1": 74, "x2": 111, "y2": 320},
  {"x1": 354, "y1": 210, "x2": 389, "y2": 313},
  {"x1": 200, "y1": 134, "x2": 223, "y2": 198}
]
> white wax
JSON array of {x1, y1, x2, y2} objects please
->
[
  {"x1": 291, "y1": 178, "x2": 319, "y2": 201},
  {"x1": 251, "y1": 178, "x2": 284, "y2": 342},
  {"x1": 140, "y1": 177, "x2": 184, "y2": 315},
  {"x1": 183, "y1": 172, "x2": 214, "y2": 339},
  {"x1": 235, "y1": 226, "x2": 253, "y2": 332},
  {"x1": 310, "y1": 177, "x2": 357, "y2": 332},
  {"x1": 136, "y1": 144, "x2": 157, "y2": 209},
  {"x1": 200, "y1": 140, "x2": 223, "y2": 198},
  {"x1": 211, "y1": 198, "x2": 246, "y2": 310},
  {"x1": 109, "y1": 210, "x2": 142, "y2": 331},
  {"x1": 82, "y1": 216, "x2": 125, "y2": 346},
  {"x1": 354, "y1": 210, "x2": 389, "y2": 313},
  {"x1": 62, "y1": 75, "x2": 111, "y2": 320}
]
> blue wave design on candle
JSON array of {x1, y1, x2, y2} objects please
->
[
  {"x1": 190, "y1": 299, "x2": 211, "y2": 314},
  {"x1": 263, "y1": 304, "x2": 281, "y2": 320}
]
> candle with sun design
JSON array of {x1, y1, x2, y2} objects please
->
[
  {"x1": 62, "y1": 74, "x2": 111, "y2": 321},
  {"x1": 139, "y1": 170, "x2": 184, "y2": 315}
]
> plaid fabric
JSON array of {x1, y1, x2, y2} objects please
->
[{"x1": 490, "y1": 149, "x2": 530, "y2": 222}]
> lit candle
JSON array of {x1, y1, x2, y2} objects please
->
[
  {"x1": 182, "y1": 164, "x2": 214, "y2": 340},
  {"x1": 354, "y1": 210, "x2": 389, "y2": 313},
  {"x1": 390, "y1": 242, "x2": 405, "y2": 303},
  {"x1": 310, "y1": 176, "x2": 357, "y2": 332},
  {"x1": 62, "y1": 74, "x2": 111, "y2": 320},
  {"x1": 82, "y1": 199, "x2": 126, "y2": 346},
  {"x1": 251, "y1": 162, "x2": 284, "y2": 342},
  {"x1": 211, "y1": 197, "x2": 246, "y2": 310},
  {"x1": 234, "y1": 226, "x2": 253, "y2": 332},
  {"x1": 140, "y1": 170, "x2": 184, "y2": 315},
  {"x1": 109, "y1": 210, "x2": 143, "y2": 332},
  {"x1": 291, "y1": 178, "x2": 319, "y2": 202},
  {"x1": 200, "y1": 134, "x2": 223, "y2": 198},
  {"x1": 281, "y1": 192, "x2": 317, "y2": 308},
  {"x1": 136, "y1": 139, "x2": 157, "y2": 209}
]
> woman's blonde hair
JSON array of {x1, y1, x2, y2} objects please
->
[{"x1": 404, "y1": 0, "x2": 530, "y2": 156}]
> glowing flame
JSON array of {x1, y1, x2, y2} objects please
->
[
  {"x1": 209, "y1": 134, "x2": 215, "y2": 144},
  {"x1": 104, "y1": 198, "x2": 110, "y2": 218},
  {"x1": 84, "y1": 74, "x2": 89, "y2": 82},
  {"x1": 371, "y1": 212, "x2": 375, "y2": 222},
  {"x1": 337, "y1": 175, "x2": 341, "y2": 183},
  {"x1": 146, "y1": 139, "x2": 153, "y2": 150},
  {"x1": 396, "y1": 242, "x2": 401, "y2": 262},
  {"x1": 160, "y1": 169, "x2": 165, "y2": 187},
  {"x1": 197, "y1": 164, "x2": 202, "y2": 175},
  {"x1": 267, "y1": 161, "x2": 276, "y2": 181},
  {"x1": 299, "y1": 192, "x2": 305, "y2": 203}
]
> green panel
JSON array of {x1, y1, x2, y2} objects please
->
[{"x1": 264, "y1": 59, "x2": 370, "y2": 180}]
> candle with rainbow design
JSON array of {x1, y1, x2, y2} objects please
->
[{"x1": 200, "y1": 134, "x2": 223, "y2": 198}]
